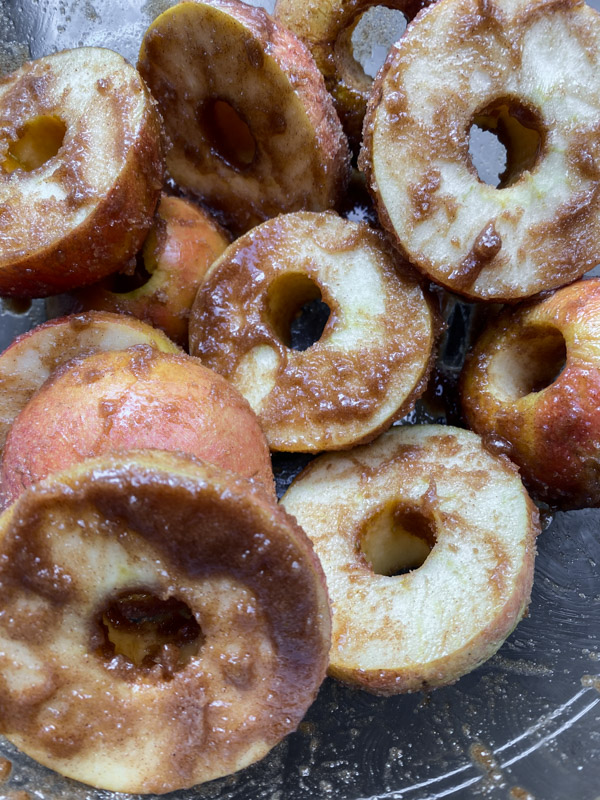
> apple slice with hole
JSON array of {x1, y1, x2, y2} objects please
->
[
  {"x1": 62, "y1": 195, "x2": 230, "y2": 348},
  {"x1": 189, "y1": 210, "x2": 437, "y2": 452},
  {"x1": 274, "y1": 0, "x2": 415, "y2": 151},
  {"x1": 282, "y1": 424, "x2": 539, "y2": 694},
  {"x1": 0, "y1": 311, "x2": 179, "y2": 463},
  {"x1": 0, "y1": 347, "x2": 275, "y2": 508},
  {"x1": 0, "y1": 449, "x2": 330, "y2": 792},
  {"x1": 138, "y1": 0, "x2": 350, "y2": 235},
  {"x1": 0, "y1": 47, "x2": 163, "y2": 297},
  {"x1": 461, "y1": 277, "x2": 600, "y2": 509}
]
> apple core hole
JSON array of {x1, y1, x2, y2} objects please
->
[
  {"x1": 109, "y1": 252, "x2": 153, "y2": 294},
  {"x1": 360, "y1": 501, "x2": 437, "y2": 576},
  {"x1": 266, "y1": 273, "x2": 330, "y2": 351},
  {"x1": 199, "y1": 98, "x2": 256, "y2": 171},
  {"x1": 1, "y1": 298, "x2": 32, "y2": 315},
  {"x1": 348, "y1": 6, "x2": 408, "y2": 81},
  {"x1": 468, "y1": 98, "x2": 544, "y2": 188},
  {"x1": 488, "y1": 325, "x2": 567, "y2": 400},
  {"x1": 98, "y1": 590, "x2": 203, "y2": 677},
  {"x1": 2, "y1": 115, "x2": 66, "y2": 173}
]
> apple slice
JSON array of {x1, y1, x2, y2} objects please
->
[
  {"x1": 0, "y1": 449, "x2": 330, "y2": 792},
  {"x1": 190, "y1": 210, "x2": 437, "y2": 452},
  {"x1": 0, "y1": 347, "x2": 275, "y2": 507},
  {"x1": 282, "y1": 425, "x2": 539, "y2": 694},
  {"x1": 461, "y1": 277, "x2": 600, "y2": 509},
  {"x1": 0, "y1": 311, "x2": 179, "y2": 462},
  {"x1": 138, "y1": 0, "x2": 350, "y2": 234},
  {"x1": 0, "y1": 47, "x2": 163, "y2": 297},
  {"x1": 274, "y1": 0, "x2": 420, "y2": 151},
  {"x1": 359, "y1": 0, "x2": 600, "y2": 301},
  {"x1": 64, "y1": 195, "x2": 230, "y2": 347}
]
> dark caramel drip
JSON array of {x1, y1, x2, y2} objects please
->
[{"x1": 449, "y1": 221, "x2": 502, "y2": 289}]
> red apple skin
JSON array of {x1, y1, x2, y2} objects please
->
[
  {"x1": 0, "y1": 311, "x2": 179, "y2": 457},
  {"x1": 0, "y1": 346, "x2": 275, "y2": 507},
  {"x1": 69, "y1": 195, "x2": 230, "y2": 347},
  {"x1": 461, "y1": 278, "x2": 600, "y2": 509}
]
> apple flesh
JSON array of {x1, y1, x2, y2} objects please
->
[
  {"x1": 66, "y1": 195, "x2": 230, "y2": 347},
  {"x1": 138, "y1": 0, "x2": 350, "y2": 235},
  {"x1": 282, "y1": 425, "x2": 539, "y2": 694},
  {"x1": 1, "y1": 347, "x2": 275, "y2": 507},
  {"x1": 461, "y1": 278, "x2": 600, "y2": 509}
]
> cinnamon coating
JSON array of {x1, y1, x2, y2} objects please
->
[
  {"x1": 0, "y1": 451, "x2": 331, "y2": 793},
  {"x1": 189, "y1": 210, "x2": 438, "y2": 451}
]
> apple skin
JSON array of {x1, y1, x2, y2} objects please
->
[
  {"x1": 461, "y1": 278, "x2": 600, "y2": 509},
  {"x1": 0, "y1": 346, "x2": 275, "y2": 507},
  {"x1": 68, "y1": 195, "x2": 230, "y2": 347},
  {"x1": 0, "y1": 311, "x2": 179, "y2": 458}
]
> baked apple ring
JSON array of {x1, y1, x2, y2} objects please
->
[
  {"x1": 0, "y1": 450, "x2": 331, "y2": 793},
  {"x1": 0, "y1": 47, "x2": 163, "y2": 297},
  {"x1": 461, "y1": 277, "x2": 600, "y2": 508},
  {"x1": 282, "y1": 425, "x2": 539, "y2": 694},
  {"x1": 360, "y1": 0, "x2": 600, "y2": 301},
  {"x1": 274, "y1": 0, "x2": 427, "y2": 150},
  {"x1": 189, "y1": 210, "x2": 437, "y2": 451},
  {"x1": 138, "y1": 0, "x2": 350, "y2": 235}
]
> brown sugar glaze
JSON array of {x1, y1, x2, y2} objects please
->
[
  {"x1": 0, "y1": 452, "x2": 330, "y2": 793},
  {"x1": 190, "y1": 211, "x2": 437, "y2": 451}
]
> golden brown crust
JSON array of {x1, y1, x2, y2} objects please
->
[
  {"x1": 138, "y1": 0, "x2": 350, "y2": 235},
  {"x1": 0, "y1": 346, "x2": 275, "y2": 505},
  {"x1": 274, "y1": 0, "x2": 430, "y2": 150},
  {"x1": 0, "y1": 48, "x2": 164, "y2": 297},
  {"x1": 189, "y1": 210, "x2": 438, "y2": 451},
  {"x1": 461, "y1": 277, "x2": 600, "y2": 508},
  {"x1": 282, "y1": 425, "x2": 539, "y2": 694},
  {"x1": 360, "y1": 0, "x2": 600, "y2": 301},
  {"x1": 0, "y1": 450, "x2": 331, "y2": 792}
]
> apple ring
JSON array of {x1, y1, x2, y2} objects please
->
[
  {"x1": 0, "y1": 47, "x2": 164, "y2": 298},
  {"x1": 63, "y1": 195, "x2": 230, "y2": 347},
  {"x1": 282, "y1": 425, "x2": 539, "y2": 694},
  {"x1": 274, "y1": 0, "x2": 427, "y2": 150},
  {"x1": 461, "y1": 278, "x2": 600, "y2": 509},
  {"x1": 189, "y1": 210, "x2": 437, "y2": 452},
  {"x1": 0, "y1": 310, "x2": 178, "y2": 462},
  {"x1": 0, "y1": 450, "x2": 331, "y2": 793},
  {"x1": 138, "y1": 0, "x2": 350, "y2": 235},
  {"x1": 360, "y1": 0, "x2": 600, "y2": 301}
]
